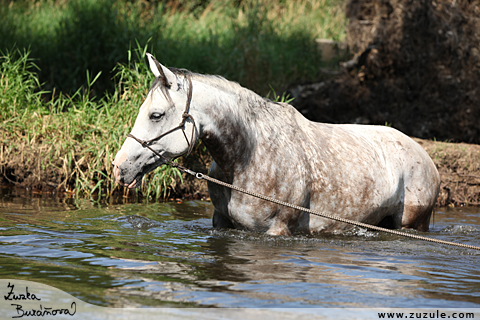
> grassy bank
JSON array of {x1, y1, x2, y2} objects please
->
[
  {"x1": 1, "y1": 46, "x2": 217, "y2": 201},
  {"x1": 0, "y1": 0, "x2": 347, "y2": 200},
  {"x1": 0, "y1": 48, "x2": 164, "y2": 200}
]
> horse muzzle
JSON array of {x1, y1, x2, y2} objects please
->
[
  {"x1": 113, "y1": 148, "x2": 166, "y2": 189},
  {"x1": 112, "y1": 151, "x2": 144, "y2": 189},
  {"x1": 113, "y1": 165, "x2": 139, "y2": 189}
]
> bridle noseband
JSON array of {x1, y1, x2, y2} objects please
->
[{"x1": 127, "y1": 73, "x2": 197, "y2": 163}]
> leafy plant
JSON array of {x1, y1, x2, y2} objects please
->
[{"x1": 266, "y1": 85, "x2": 295, "y2": 104}]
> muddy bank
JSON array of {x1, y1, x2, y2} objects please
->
[
  {"x1": 1, "y1": 138, "x2": 479, "y2": 207},
  {"x1": 413, "y1": 138, "x2": 480, "y2": 207}
]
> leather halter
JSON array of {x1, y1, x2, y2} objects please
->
[{"x1": 127, "y1": 73, "x2": 197, "y2": 159}]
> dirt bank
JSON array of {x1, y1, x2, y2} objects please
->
[
  {"x1": 1, "y1": 138, "x2": 479, "y2": 207},
  {"x1": 413, "y1": 138, "x2": 480, "y2": 207}
]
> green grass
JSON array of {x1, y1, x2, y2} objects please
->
[
  {"x1": 0, "y1": 47, "x2": 180, "y2": 200},
  {"x1": 0, "y1": 0, "x2": 346, "y2": 96},
  {"x1": 0, "y1": 0, "x2": 347, "y2": 200}
]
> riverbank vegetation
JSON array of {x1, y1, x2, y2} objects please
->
[
  {"x1": 0, "y1": 0, "x2": 346, "y2": 201},
  {"x1": 1, "y1": 47, "x2": 155, "y2": 200}
]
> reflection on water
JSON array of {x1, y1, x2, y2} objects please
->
[{"x1": 0, "y1": 187, "x2": 479, "y2": 308}]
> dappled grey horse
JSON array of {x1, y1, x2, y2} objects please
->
[{"x1": 113, "y1": 53, "x2": 440, "y2": 235}]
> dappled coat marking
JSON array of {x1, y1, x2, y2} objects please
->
[{"x1": 113, "y1": 54, "x2": 440, "y2": 235}]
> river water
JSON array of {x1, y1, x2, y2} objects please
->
[{"x1": 0, "y1": 187, "x2": 479, "y2": 311}]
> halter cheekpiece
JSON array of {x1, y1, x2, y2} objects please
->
[{"x1": 127, "y1": 72, "x2": 197, "y2": 160}]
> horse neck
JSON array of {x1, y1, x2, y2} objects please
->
[{"x1": 192, "y1": 79, "x2": 271, "y2": 181}]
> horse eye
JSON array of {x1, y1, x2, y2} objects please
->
[{"x1": 150, "y1": 112, "x2": 164, "y2": 121}]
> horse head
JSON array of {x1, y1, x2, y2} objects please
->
[{"x1": 113, "y1": 53, "x2": 197, "y2": 188}]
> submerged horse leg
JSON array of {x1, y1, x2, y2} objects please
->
[
  {"x1": 400, "y1": 204, "x2": 434, "y2": 232},
  {"x1": 208, "y1": 161, "x2": 235, "y2": 229},
  {"x1": 398, "y1": 164, "x2": 440, "y2": 232},
  {"x1": 379, "y1": 200, "x2": 433, "y2": 231},
  {"x1": 266, "y1": 213, "x2": 294, "y2": 236},
  {"x1": 212, "y1": 210, "x2": 235, "y2": 228}
]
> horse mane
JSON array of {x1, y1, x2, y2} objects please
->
[
  {"x1": 173, "y1": 68, "x2": 283, "y2": 109},
  {"x1": 150, "y1": 66, "x2": 291, "y2": 133},
  {"x1": 169, "y1": 67, "x2": 244, "y2": 94}
]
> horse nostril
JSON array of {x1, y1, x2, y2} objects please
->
[{"x1": 113, "y1": 164, "x2": 123, "y2": 184}]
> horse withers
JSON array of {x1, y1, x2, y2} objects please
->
[{"x1": 113, "y1": 53, "x2": 440, "y2": 235}]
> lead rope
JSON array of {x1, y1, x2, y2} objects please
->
[{"x1": 126, "y1": 139, "x2": 480, "y2": 251}]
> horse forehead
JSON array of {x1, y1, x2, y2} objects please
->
[
  {"x1": 139, "y1": 89, "x2": 166, "y2": 116},
  {"x1": 143, "y1": 86, "x2": 176, "y2": 111},
  {"x1": 139, "y1": 92, "x2": 153, "y2": 113}
]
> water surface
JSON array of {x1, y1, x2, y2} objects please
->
[{"x1": 0, "y1": 188, "x2": 479, "y2": 308}]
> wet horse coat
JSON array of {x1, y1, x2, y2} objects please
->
[{"x1": 113, "y1": 54, "x2": 440, "y2": 235}]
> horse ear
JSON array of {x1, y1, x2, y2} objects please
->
[{"x1": 146, "y1": 53, "x2": 178, "y2": 90}]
